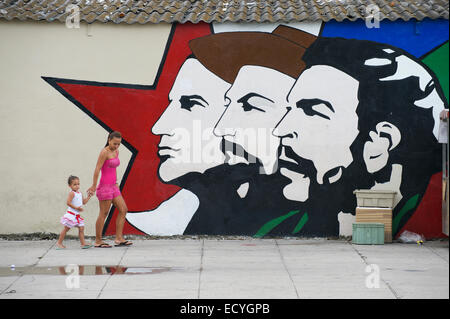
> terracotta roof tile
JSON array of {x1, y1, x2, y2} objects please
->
[{"x1": 0, "y1": 0, "x2": 448, "y2": 24}]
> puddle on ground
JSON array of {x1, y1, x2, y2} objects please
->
[{"x1": 0, "y1": 265, "x2": 181, "y2": 277}]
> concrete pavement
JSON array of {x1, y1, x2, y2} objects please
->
[{"x1": 0, "y1": 237, "x2": 448, "y2": 299}]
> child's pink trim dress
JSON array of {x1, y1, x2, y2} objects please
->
[
  {"x1": 96, "y1": 150, "x2": 121, "y2": 201},
  {"x1": 61, "y1": 191, "x2": 85, "y2": 228}
]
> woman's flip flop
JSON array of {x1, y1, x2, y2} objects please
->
[
  {"x1": 94, "y1": 243, "x2": 112, "y2": 248},
  {"x1": 114, "y1": 240, "x2": 133, "y2": 247},
  {"x1": 81, "y1": 245, "x2": 93, "y2": 249}
]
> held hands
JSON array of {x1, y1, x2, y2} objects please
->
[
  {"x1": 87, "y1": 185, "x2": 96, "y2": 197},
  {"x1": 77, "y1": 206, "x2": 84, "y2": 212},
  {"x1": 82, "y1": 189, "x2": 94, "y2": 206}
]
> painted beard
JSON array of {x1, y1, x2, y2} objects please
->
[
  {"x1": 276, "y1": 144, "x2": 367, "y2": 207},
  {"x1": 278, "y1": 145, "x2": 318, "y2": 183},
  {"x1": 221, "y1": 138, "x2": 259, "y2": 165},
  {"x1": 219, "y1": 138, "x2": 263, "y2": 182}
]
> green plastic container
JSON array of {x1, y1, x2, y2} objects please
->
[{"x1": 352, "y1": 223, "x2": 385, "y2": 245}]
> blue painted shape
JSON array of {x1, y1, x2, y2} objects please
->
[{"x1": 321, "y1": 18, "x2": 449, "y2": 58}]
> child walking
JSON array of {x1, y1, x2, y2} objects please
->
[{"x1": 56, "y1": 175, "x2": 93, "y2": 249}]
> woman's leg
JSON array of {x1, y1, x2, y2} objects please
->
[
  {"x1": 111, "y1": 195, "x2": 129, "y2": 244},
  {"x1": 56, "y1": 226, "x2": 70, "y2": 248},
  {"x1": 95, "y1": 199, "x2": 112, "y2": 245}
]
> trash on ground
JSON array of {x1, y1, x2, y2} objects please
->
[{"x1": 398, "y1": 230, "x2": 426, "y2": 244}]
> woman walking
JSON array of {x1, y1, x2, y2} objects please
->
[{"x1": 88, "y1": 131, "x2": 132, "y2": 248}]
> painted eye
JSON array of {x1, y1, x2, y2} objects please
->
[
  {"x1": 310, "y1": 104, "x2": 332, "y2": 120},
  {"x1": 296, "y1": 99, "x2": 334, "y2": 120},
  {"x1": 179, "y1": 95, "x2": 208, "y2": 112},
  {"x1": 241, "y1": 100, "x2": 264, "y2": 112},
  {"x1": 237, "y1": 94, "x2": 269, "y2": 113}
]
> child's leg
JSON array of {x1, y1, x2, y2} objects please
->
[
  {"x1": 57, "y1": 226, "x2": 70, "y2": 248},
  {"x1": 78, "y1": 226, "x2": 87, "y2": 246}
]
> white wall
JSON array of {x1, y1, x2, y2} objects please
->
[{"x1": 0, "y1": 20, "x2": 171, "y2": 235}]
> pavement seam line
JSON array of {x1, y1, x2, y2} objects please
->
[
  {"x1": 348, "y1": 242, "x2": 400, "y2": 299},
  {"x1": 96, "y1": 245, "x2": 129, "y2": 299},
  {"x1": 425, "y1": 245, "x2": 449, "y2": 263},
  {"x1": 197, "y1": 239, "x2": 205, "y2": 299},
  {"x1": 275, "y1": 239, "x2": 300, "y2": 299},
  {"x1": 1, "y1": 240, "x2": 56, "y2": 295}
]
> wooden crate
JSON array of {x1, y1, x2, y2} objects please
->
[{"x1": 356, "y1": 207, "x2": 392, "y2": 243}]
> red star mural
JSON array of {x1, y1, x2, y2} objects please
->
[
  {"x1": 43, "y1": 22, "x2": 212, "y2": 235},
  {"x1": 43, "y1": 22, "x2": 446, "y2": 239}
]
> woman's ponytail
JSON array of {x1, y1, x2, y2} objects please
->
[{"x1": 105, "y1": 131, "x2": 122, "y2": 147}]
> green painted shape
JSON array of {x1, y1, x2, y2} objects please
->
[
  {"x1": 292, "y1": 213, "x2": 309, "y2": 234},
  {"x1": 393, "y1": 194, "x2": 420, "y2": 234},
  {"x1": 422, "y1": 42, "x2": 449, "y2": 103},
  {"x1": 254, "y1": 210, "x2": 300, "y2": 238}
]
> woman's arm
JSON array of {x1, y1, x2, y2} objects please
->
[{"x1": 88, "y1": 149, "x2": 107, "y2": 194}]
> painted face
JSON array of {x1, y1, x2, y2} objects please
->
[
  {"x1": 274, "y1": 65, "x2": 360, "y2": 202},
  {"x1": 213, "y1": 66, "x2": 295, "y2": 175},
  {"x1": 152, "y1": 59, "x2": 230, "y2": 182}
]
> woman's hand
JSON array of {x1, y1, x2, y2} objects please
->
[
  {"x1": 87, "y1": 185, "x2": 96, "y2": 196},
  {"x1": 77, "y1": 206, "x2": 84, "y2": 212}
]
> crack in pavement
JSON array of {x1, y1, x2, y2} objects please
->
[
  {"x1": 348, "y1": 242, "x2": 400, "y2": 299},
  {"x1": 0, "y1": 241, "x2": 56, "y2": 295},
  {"x1": 425, "y1": 245, "x2": 449, "y2": 264},
  {"x1": 275, "y1": 239, "x2": 300, "y2": 299},
  {"x1": 197, "y1": 239, "x2": 205, "y2": 299},
  {"x1": 96, "y1": 245, "x2": 130, "y2": 299}
]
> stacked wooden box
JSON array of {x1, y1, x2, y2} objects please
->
[
  {"x1": 353, "y1": 190, "x2": 396, "y2": 244},
  {"x1": 355, "y1": 207, "x2": 392, "y2": 243}
]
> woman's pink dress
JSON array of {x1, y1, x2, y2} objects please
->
[{"x1": 96, "y1": 151, "x2": 121, "y2": 201}]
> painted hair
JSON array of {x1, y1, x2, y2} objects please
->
[
  {"x1": 67, "y1": 175, "x2": 79, "y2": 185},
  {"x1": 302, "y1": 37, "x2": 445, "y2": 233},
  {"x1": 105, "y1": 131, "x2": 122, "y2": 147},
  {"x1": 302, "y1": 37, "x2": 446, "y2": 160}
]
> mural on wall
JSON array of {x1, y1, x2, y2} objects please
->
[{"x1": 44, "y1": 20, "x2": 449, "y2": 239}]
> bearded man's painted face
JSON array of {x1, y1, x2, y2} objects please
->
[{"x1": 274, "y1": 65, "x2": 360, "y2": 202}]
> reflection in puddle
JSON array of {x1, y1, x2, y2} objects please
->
[{"x1": 0, "y1": 265, "x2": 180, "y2": 277}]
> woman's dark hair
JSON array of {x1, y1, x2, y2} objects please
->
[
  {"x1": 105, "y1": 131, "x2": 122, "y2": 147},
  {"x1": 67, "y1": 175, "x2": 79, "y2": 185}
]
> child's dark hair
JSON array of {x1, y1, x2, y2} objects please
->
[
  {"x1": 67, "y1": 175, "x2": 79, "y2": 185},
  {"x1": 105, "y1": 131, "x2": 122, "y2": 147}
]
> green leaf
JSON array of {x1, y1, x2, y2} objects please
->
[
  {"x1": 292, "y1": 213, "x2": 309, "y2": 234},
  {"x1": 393, "y1": 194, "x2": 420, "y2": 234},
  {"x1": 254, "y1": 210, "x2": 300, "y2": 238}
]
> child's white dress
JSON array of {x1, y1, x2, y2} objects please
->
[{"x1": 60, "y1": 191, "x2": 85, "y2": 228}]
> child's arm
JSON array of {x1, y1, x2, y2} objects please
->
[
  {"x1": 82, "y1": 192, "x2": 93, "y2": 205},
  {"x1": 66, "y1": 192, "x2": 82, "y2": 211}
]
